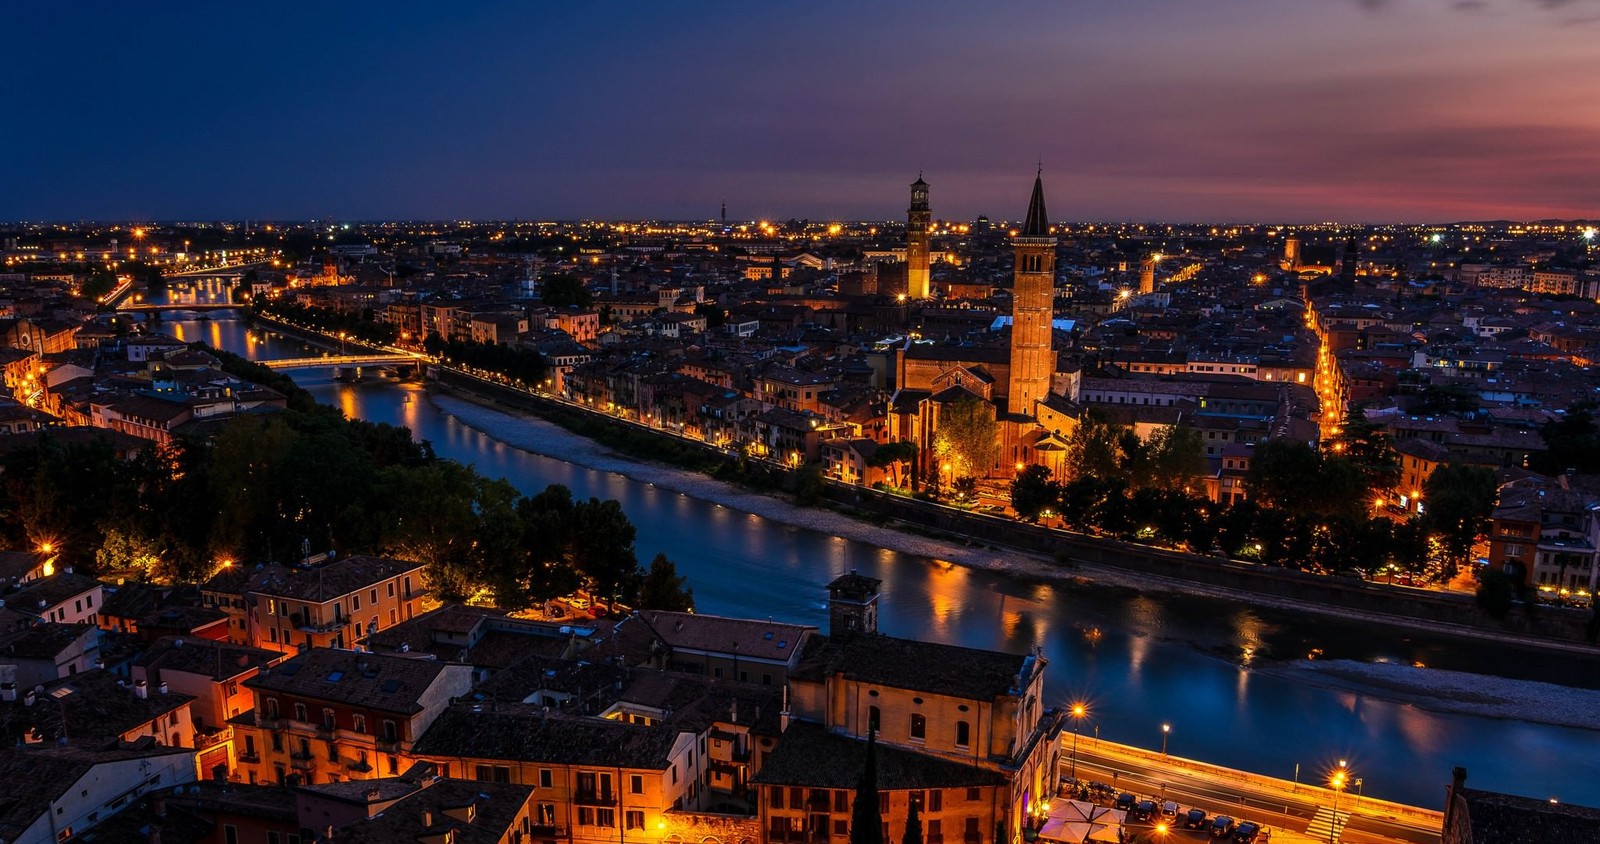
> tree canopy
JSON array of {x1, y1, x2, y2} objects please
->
[{"x1": 931, "y1": 397, "x2": 998, "y2": 480}]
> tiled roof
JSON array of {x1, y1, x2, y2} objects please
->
[
  {"x1": 326, "y1": 779, "x2": 536, "y2": 844},
  {"x1": 752, "y1": 721, "x2": 1006, "y2": 789},
  {"x1": 205, "y1": 555, "x2": 423, "y2": 603},
  {"x1": 0, "y1": 744, "x2": 195, "y2": 843},
  {"x1": 135, "y1": 636, "x2": 281, "y2": 681},
  {"x1": 246, "y1": 648, "x2": 468, "y2": 715},
  {"x1": 1458, "y1": 787, "x2": 1600, "y2": 844},
  {"x1": 632, "y1": 610, "x2": 814, "y2": 664},
  {"x1": 3, "y1": 572, "x2": 101, "y2": 613},
  {"x1": 413, "y1": 706, "x2": 680, "y2": 769},
  {"x1": 792, "y1": 633, "x2": 1027, "y2": 702},
  {"x1": 0, "y1": 668, "x2": 195, "y2": 744}
]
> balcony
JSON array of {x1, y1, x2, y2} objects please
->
[
  {"x1": 963, "y1": 833, "x2": 981, "y2": 844},
  {"x1": 528, "y1": 825, "x2": 564, "y2": 837},
  {"x1": 195, "y1": 727, "x2": 233, "y2": 750},
  {"x1": 574, "y1": 790, "x2": 617, "y2": 806},
  {"x1": 237, "y1": 751, "x2": 261, "y2": 764},
  {"x1": 289, "y1": 754, "x2": 316, "y2": 772}
]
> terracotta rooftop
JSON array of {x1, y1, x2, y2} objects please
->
[
  {"x1": 246, "y1": 648, "x2": 468, "y2": 716},
  {"x1": 792, "y1": 633, "x2": 1029, "y2": 702},
  {"x1": 631, "y1": 610, "x2": 815, "y2": 664},
  {"x1": 752, "y1": 721, "x2": 1006, "y2": 789}
]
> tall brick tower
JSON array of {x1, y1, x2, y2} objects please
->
[
  {"x1": 906, "y1": 175, "x2": 931, "y2": 299},
  {"x1": 1006, "y1": 171, "x2": 1056, "y2": 417}
]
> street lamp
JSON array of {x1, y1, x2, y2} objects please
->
[
  {"x1": 1068, "y1": 703, "x2": 1088, "y2": 780},
  {"x1": 1161, "y1": 723, "x2": 1171, "y2": 757},
  {"x1": 1328, "y1": 760, "x2": 1350, "y2": 844}
]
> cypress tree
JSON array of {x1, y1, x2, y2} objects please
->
[
  {"x1": 902, "y1": 795, "x2": 923, "y2": 844},
  {"x1": 850, "y1": 730, "x2": 883, "y2": 844}
]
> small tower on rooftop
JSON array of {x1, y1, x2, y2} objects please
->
[{"x1": 827, "y1": 570, "x2": 883, "y2": 637}]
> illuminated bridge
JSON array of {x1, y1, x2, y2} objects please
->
[
  {"x1": 118, "y1": 302, "x2": 245, "y2": 312},
  {"x1": 261, "y1": 354, "x2": 420, "y2": 370}
]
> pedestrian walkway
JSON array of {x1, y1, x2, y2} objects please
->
[{"x1": 1305, "y1": 807, "x2": 1350, "y2": 842}]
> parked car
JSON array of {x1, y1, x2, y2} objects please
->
[
  {"x1": 1233, "y1": 822, "x2": 1261, "y2": 843},
  {"x1": 1134, "y1": 801, "x2": 1158, "y2": 822},
  {"x1": 1184, "y1": 809, "x2": 1208, "y2": 830},
  {"x1": 1089, "y1": 782, "x2": 1116, "y2": 798},
  {"x1": 1115, "y1": 793, "x2": 1137, "y2": 813},
  {"x1": 1162, "y1": 801, "x2": 1180, "y2": 820},
  {"x1": 567, "y1": 596, "x2": 591, "y2": 610},
  {"x1": 1210, "y1": 816, "x2": 1236, "y2": 838}
]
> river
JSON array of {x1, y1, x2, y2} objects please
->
[{"x1": 147, "y1": 279, "x2": 1600, "y2": 809}]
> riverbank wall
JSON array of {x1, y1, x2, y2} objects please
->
[{"x1": 429, "y1": 367, "x2": 1597, "y2": 649}]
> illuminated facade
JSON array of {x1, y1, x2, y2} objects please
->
[
  {"x1": 1005, "y1": 173, "x2": 1056, "y2": 418},
  {"x1": 907, "y1": 176, "x2": 932, "y2": 300}
]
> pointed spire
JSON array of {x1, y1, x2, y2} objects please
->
[
  {"x1": 850, "y1": 729, "x2": 883, "y2": 844},
  {"x1": 1021, "y1": 171, "x2": 1049, "y2": 238}
]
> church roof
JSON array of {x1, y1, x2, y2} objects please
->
[{"x1": 1021, "y1": 172, "x2": 1049, "y2": 238}]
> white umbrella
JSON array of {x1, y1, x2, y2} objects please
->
[{"x1": 1038, "y1": 800, "x2": 1125, "y2": 844}]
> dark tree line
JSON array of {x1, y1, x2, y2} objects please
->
[
  {"x1": 1012, "y1": 411, "x2": 1497, "y2": 580},
  {"x1": 0, "y1": 349, "x2": 689, "y2": 612},
  {"x1": 423, "y1": 332, "x2": 547, "y2": 385},
  {"x1": 254, "y1": 299, "x2": 399, "y2": 346}
]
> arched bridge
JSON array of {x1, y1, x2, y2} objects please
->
[
  {"x1": 262, "y1": 354, "x2": 420, "y2": 370},
  {"x1": 118, "y1": 302, "x2": 245, "y2": 312}
]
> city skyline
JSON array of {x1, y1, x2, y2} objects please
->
[{"x1": 7, "y1": 1, "x2": 1598, "y2": 223}]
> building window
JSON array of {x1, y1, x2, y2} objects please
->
[
  {"x1": 352, "y1": 715, "x2": 366, "y2": 734},
  {"x1": 910, "y1": 714, "x2": 926, "y2": 742},
  {"x1": 771, "y1": 789, "x2": 785, "y2": 809},
  {"x1": 966, "y1": 788, "x2": 981, "y2": 802},
  {"x1": 626, "y1": 811, "x2": 645, "y2": 831},
  {"x1": 630, "y1": 774, "x2": 644, "y2": 794},
  {"x1": 868, "y1": 706, "x2": 881, "y2": 734},
  {"x1": 293, "y1": 703, "x2": 307, "y2": 723},
  {"x1": 929, "y1": 790, "x2": 943, "y2": 812},
  {"x1": 540, "y1": 769, "x2": 553, "y2": 788},
  {"x1": 224, "y1": 826, "x2": 238, "y2": 844}
]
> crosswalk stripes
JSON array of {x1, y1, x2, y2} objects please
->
[{"x1": 1304, "y1": 807, "x2": 1351, "y2": 841}]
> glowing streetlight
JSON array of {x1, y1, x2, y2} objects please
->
[
  {"x1": 1161, "y1": 723, "x2": 1171, "y2": 757},
  {"x1": 1328, "y1": 761, "x2": 1350, "y2": 844},
  {"x1": 1068, "y1": 703, "x2": 1088, "y2": 780}
]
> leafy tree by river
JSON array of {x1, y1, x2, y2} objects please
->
[{"x1": 0, "y1": 345, "x2": 679, "y2": 610}]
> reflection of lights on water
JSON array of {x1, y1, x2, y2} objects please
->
[
  {"x1": 1240, "y1": 644, "x2": 1256, "y2": 666},
  {"x1": 1083, "y1": 626, "x2": 1103, "y2": 645}
]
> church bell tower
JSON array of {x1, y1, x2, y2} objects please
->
[
  {"x1": 906, "y1": 175, "x2": 932, "y2": 299},
  {"x1": 1006, "y1": 171, "x2": 1057, "y2": 417}
]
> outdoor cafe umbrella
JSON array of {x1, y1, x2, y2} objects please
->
[{"x1": 1036, "y1": 800, "x2": 1125, "y2": 844}]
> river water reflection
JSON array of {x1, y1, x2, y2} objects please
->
[{"x1": 149, "y1": 287, "x2": 1599, "y2": 808}]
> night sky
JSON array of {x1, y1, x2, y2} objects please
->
[{"x1": 7, "y1": 1, "x2": 1598, "y2": 223}]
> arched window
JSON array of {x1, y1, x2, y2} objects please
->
[
  {"x1": 868, "y1": 706, "x2": 881, "y2": 734},
  {"x1": 910, "y1": 714, "x2": 926, "y2": 741},
  {"x1": 955, "y1": 720, "x2": 971, "y2": 748}
]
